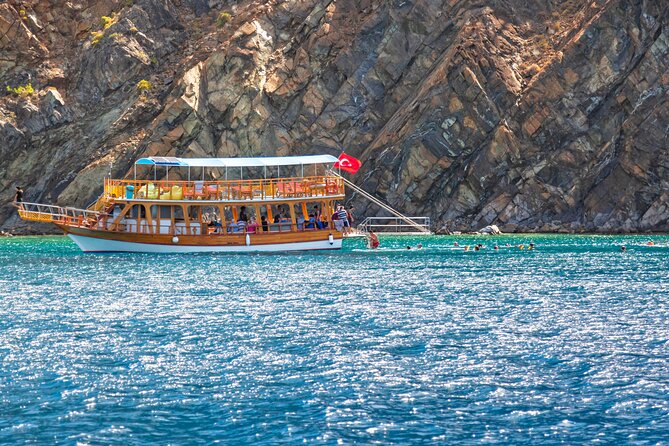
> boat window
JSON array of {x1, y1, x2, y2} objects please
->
[
  {"x1": 160, "y1": 206, "x2": 171, "y2": 219},
  {"x1": 174, "y1": 206, "x2": 184, "y2": 220},
  {"x1": 130, "y1": 204, "x2": 145, "y2": 218}
]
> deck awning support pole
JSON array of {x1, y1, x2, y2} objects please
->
[
  {"x1": 201, "y1": 166, "x2": 204, "y2": 180},
  {"x1": 134, "y1": 164, "x2": 137, "y2": 181},
  {"x1": 301, "y1": 164, "x2": 304, "y2": 178},
  {"x1": 225, "y1": 166, "x2": 228, "y2": 180},
  {"x1": 166, "y1": 166, "x2": 169, "y2": 181},
  {"x1": 188, "y1": 166, "x2": 190, "y2": 182},
  {"x1": 154, "y1": 165, "x2": 156, "y2": 181}
]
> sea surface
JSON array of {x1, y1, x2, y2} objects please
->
[{"x1": 1, "y1": 234, "x2": 668, "y2": 445}]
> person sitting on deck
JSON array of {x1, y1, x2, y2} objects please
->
[
  {"x1": 246, "y1": 217, "x2": 259, "y2": 234},
  {"x1": 305, "y1": 214, "x2": 316, "y2": 229},
  {"x1": 213, "y1": 217, "x2": 222, "y2": 234},
  {"x1": 261, "y1": 215, "x2": 269, "y2": 232}
]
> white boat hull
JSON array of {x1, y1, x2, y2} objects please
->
[{"x1": 68, "y1": 234, "x2": 343, "y2": 253}]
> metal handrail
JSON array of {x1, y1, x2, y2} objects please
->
[{"x1": 357, "y1": 216, "x2": 431, "y2": 234}]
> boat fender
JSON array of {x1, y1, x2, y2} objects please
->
[
  {"x1": 328, "y1": 233, "x2": 334, "y2": 245},
  {"x1": 172, "y1": 236, "x2": 179, "y2": 244},
  {"x1": 245, "y1": 233, "x2": 251, "y2": 246}
]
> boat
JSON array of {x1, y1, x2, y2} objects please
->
[{"x1": 15, "y1": 155, "x2": 347, "y2": 253}]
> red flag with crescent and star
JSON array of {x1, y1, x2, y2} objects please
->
[{"x1": 334, "y1": 152, "x2": 362, "y2": 174}]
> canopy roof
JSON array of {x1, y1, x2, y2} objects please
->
[{"x1": 135, "y1": 155, "x2": 339, "y2": 168}]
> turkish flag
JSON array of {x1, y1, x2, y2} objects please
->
[{"x1": 334, "y1": 152, "x2": 362, "y2": 174}]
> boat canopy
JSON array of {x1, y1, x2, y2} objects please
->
[{"x1": 135, "y1": 155, "x2": 339, "y2": 168}]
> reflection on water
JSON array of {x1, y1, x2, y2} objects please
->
[{"x1": 1, "y1": 234, "x2": 668, "y2": 444}]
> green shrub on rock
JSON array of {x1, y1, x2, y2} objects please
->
[
  {"x1": 6, "y1": 83, "x2": 35, "y2": 98},
  {"x1": 137, "y1": 79, "x2": 152, "y2": 92},
  {"x1": 91, "y1": 30, "x2": 105, "y2": 45},
  {"x1": 216, "y1": 12, "x2": 232, "y2": 27}
]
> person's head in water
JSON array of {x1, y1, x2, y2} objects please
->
[
  {"x1": 416, "y1": 243, "x2": 422, "y2": 249},
  {"x1": 406, "y1": 246, "x2": 411, "y2": 250},
  {"x1": 621, "y1": 245, "x2": 627, "y2": 252}
]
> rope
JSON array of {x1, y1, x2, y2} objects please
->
[{"x1": 331, "y1": 172, "x2": 431, "y2": 234}]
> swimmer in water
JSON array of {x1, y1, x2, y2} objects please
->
[
  {"x1": 621, "y1": 245, "x2": 627, "y2": 252},
  {"x1": 647, "y1": 241, "x2": 654, "y2": 246},
  {"x1": 454, "y1": 242, "x2": 459, "y2": 247},
  {"x1": 406, "y1": 246, "x2": 412, "y2": 250},
  {"x1": 493, "y1": 245, "x2": 499, "y2": 251},
  {"x1": 464, "y1": 245, "x2": 470, "y2": 251},
  {"x1": 474, "y1": 245, "x2": 480, "y2": 251},
  {"x1": 416, "y1": 243, "x2": 423, "y2": 250},
  {"x1": 529, "y1": 242, "x2": 535, "y2": 250}
]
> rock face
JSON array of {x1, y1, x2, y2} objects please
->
[{"x1": 1, "y1": 0, "x2": 668, "y2": 233}]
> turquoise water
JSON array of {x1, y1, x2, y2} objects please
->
[{"x1": 1, "y1": 234, "x2": 668, "y2": 445}]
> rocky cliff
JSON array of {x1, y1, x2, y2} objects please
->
[{"x1": 1, "y1": 0, "x2": 668, "y2": 234}]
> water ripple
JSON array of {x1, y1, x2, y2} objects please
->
[{"x1": 1, "y1": 234, "x2": 668, "y2": 444}]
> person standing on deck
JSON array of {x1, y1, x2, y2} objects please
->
[
  {"x1": 14, "y1": 186, "x2": 23, "y2": 203},
  {"x1": 337, "y1": 205, "x2": 349, "y2": 235},
  {"x1": 313, "y1": 205, "x2": 323, "y2": 229},
  {"x1": 239, "y1": 206, "x2": 249, "y2": 222},
  {"x1": 347, "y1": 205, "x2": 355, "y2": 228}
]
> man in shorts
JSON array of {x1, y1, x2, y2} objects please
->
[{"x1": 337, "y1": 205, "x2": 349, "y2": 234}]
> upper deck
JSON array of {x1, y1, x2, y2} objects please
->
[
  {"x1": 104, "y1": 175, "x2": 345, "y2": 203},
  {"x1": 106, "y1": 154, "x2": 346, "y2": 203}
]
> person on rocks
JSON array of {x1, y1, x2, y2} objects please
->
[{"x1": 14, "y1": 186, "x2": 23, "y2": 203}]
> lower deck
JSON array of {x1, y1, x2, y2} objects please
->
[{"x1": 62, "y1": 225, "x2": 343, "y2": 253}]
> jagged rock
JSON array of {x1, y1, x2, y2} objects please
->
[
  {"x1": 1, "y1": 0, "x2": 668, "y2": 234},
  {"x1": 479, "y1": 225, "x2": 502, "y2": 235}
]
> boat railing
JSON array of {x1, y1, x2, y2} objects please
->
[
  {"x1": 357, "y1": 216, "x2": 432, "y2": 234},
  {"x1": 98, "y1": 219, "x2": 330, "y2": 236},
  {"x1": 103, "y1": 175, "x2": 345, "y2": 201},
  {"x1": 18, "y1": 202, "x2": 104, "y2": 227}
]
